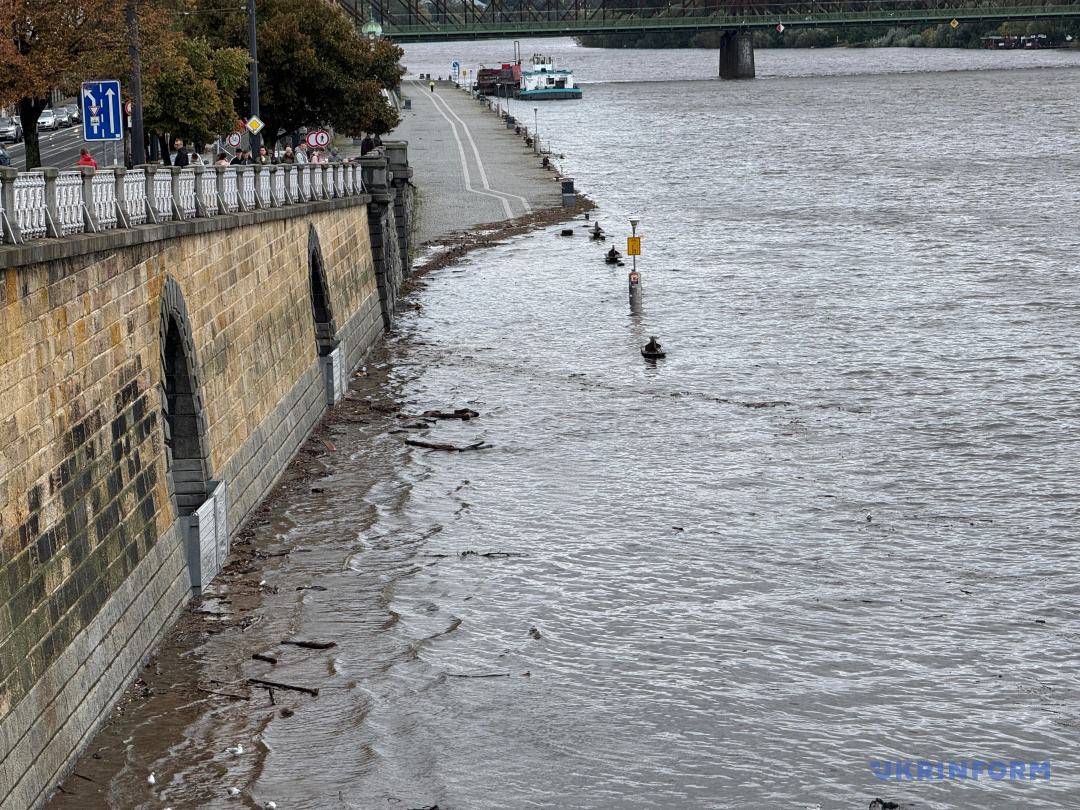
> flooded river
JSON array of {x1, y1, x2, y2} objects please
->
[{"x1": 50, "y1": 43, "x2": 1080, "y2": 810}]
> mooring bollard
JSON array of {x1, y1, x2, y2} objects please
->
[{"x1": 561, "y1": 177, "x2": 575, "y2": 207}]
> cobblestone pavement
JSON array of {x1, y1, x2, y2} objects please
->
[{"x1": 392, "y1": 81, "x2": 562, "y2": 246}]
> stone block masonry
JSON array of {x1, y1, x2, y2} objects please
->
[{"x1": 0, "y1": 152, "x2": 413, "y2": 810}]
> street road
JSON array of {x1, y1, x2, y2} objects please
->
[{"x1": 4, "y1": 124, "x2": 125, "y2": 171}]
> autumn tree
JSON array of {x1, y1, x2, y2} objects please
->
[
  {"x1": 198, "y1": 0, "x2": 404, "y2": 147},
  {"x1": 0, "y1": 0, "x2": 126, "y2": 168},
  {"x1": 142, "y1": 36, "x2": 248, "y2": 147}
]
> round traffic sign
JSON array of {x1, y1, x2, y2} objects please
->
[
  {"x1": 315, "y1": 130, "x2": 330, "y2": 148},
  {"x1": 125, "y1": 101, "x2": 133, "y2": 116},
  {"x1": 226, "y1": 132, "x2": 241, "y2": 148},
  {"x1": 305, "y1": 131, "x2": 319, "y2": 148}
]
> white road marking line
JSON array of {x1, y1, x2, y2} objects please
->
[
  {"x1": 413, "y1": 82, "x2": 514, "y2": 219},
  {"x1": 427, "y1": 88, "x2": 532, "y2": 215}
]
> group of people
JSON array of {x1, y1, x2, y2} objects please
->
[
  {"x1": 66, "y1": 131, "x2": 381, "y2": 171},
  {"x1": 178, "y1": 138, "x2": 352, "y2": 168}
]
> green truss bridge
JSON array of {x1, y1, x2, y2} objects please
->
[{"x1": 340, "y1": 0, "x2": 1080, "y2": 76}]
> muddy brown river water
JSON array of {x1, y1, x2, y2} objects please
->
[{"x1": 47, "y1": 42, "x2": 1080, "y2": 810}]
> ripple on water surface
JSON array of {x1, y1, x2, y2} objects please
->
[{"x1": 236, "y1": 51, "x2": 1080, "y2": 810}]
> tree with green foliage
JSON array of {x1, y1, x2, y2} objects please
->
[
  {"x1": 0, "y1": 0, "x2": 125, "y2": 168},
  {"x1": 190, "y1": 0, "x2": 404, "y2": 147},
  {"x1": 142, "y1": 36, "x2": 249, "y2": 147}
]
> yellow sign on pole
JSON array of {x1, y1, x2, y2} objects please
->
[{"x1": 627, "y1": 237, "x2": 641, "y2": 256}]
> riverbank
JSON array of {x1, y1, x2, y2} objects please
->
[
  {"x1": 394, "y1": 79, "x2": 565, "y2": 246},
  {"x1": 40, "y1": 75, "x2": 586, "y2": 810}
]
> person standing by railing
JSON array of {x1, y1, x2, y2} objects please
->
[
  {"x1": 76, "y1": 148, "x2": 97, "y2": 169},
  {"x1": 173, "y1": 139, "x2": 189, "y2": 167}
]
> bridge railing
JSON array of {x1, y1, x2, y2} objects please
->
[
  {"x1": 0, "y1": 162, "x2": 372, "y2": 246},
  {"x1": 376, "y1": 0, "x2": 1080, "y2": 37}
]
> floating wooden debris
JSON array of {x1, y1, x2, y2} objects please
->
[
  {"x1": 405, "y1": 439, "x2": 490, "y2": 452},
  {"x1": 247, "y1": 678, "x2": 319, "y2": 697},
  {"x1": 281, "y1": 639, "x2": 337, "y2": 650}
]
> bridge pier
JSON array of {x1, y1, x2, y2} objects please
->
[{"x1": 719, "y1": 31, "x2": 755, "y2": 80}]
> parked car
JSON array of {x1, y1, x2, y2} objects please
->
[
  {"x1": 0, "y1": 117, "x2": 22, "y2": 143},
  {"x1": 53, "y1": 107, "x2": 72, "y2": 127},
  {"x1": 64, "y1": 104, "x2": 80, "y2": 125},
  {"x1": 37, "y1": 110, "x2": 56, "y2": 131}
]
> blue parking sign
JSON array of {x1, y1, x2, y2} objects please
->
[{"x1": 82, "y1": 81, "x2": 123, "y2": 141}]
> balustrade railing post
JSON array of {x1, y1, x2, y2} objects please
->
[
  {"x1": 0, "y1": 167, "x2": 23, "y2": 243},
  {"x1": 168, "y1": 166, "x2": 184, "y2": 220},
  {"x1": 252, "y1": 164, "x2": 265, "y2": 209},
  {"x1": 215, "y1": 166, "x2": 228, "y2": 212},
  {"x1": 283, "y1": 165, "x2": 295, "y2": 205},
  {"x1": 320, "y1": 164, "x2": 332, "y2": 199},
  {"x1": 113, "y1": 167, "x2": 129, "y2": 228},
  {"x1": 268, "y1": 165, "x2": 280, "y2": 207},
  {"x1": 41, "y1": 168, "x2": 62, "y2": 238},
  {"x1": 140, "y1": 165, "x2": 160, "y2": 224},
  {"x1": 80, "y1": 167, "x2": 101, "y2": 233},
  {"x1": 193, "y1": 165, "x2": 208, "y2": 217},
  {"x1": 236, "y1": 166, "x2": 250, "y2": 212}
]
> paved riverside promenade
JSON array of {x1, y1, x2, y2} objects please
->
[{"x1": 392, "y1": 80, "x2": 562, "y2": 245}]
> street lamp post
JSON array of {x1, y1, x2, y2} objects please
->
[
  {"x1": 126, "y1": 0, "x2": 145, "y2": 165},
  {"x1": 533, "y1": 107, "x2": 538, "y2": 155},
  {"x1": 248, "y1": 0, "x2": 261, "y2": 156},
  {"x1": 628, "y1": 218, "x2": 641, "y2": 311}
]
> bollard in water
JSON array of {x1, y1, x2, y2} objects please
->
[
  {"x1": 628, "y1": 271, "x2": 642, "y2": 311},
  {"x1": 561, "y1": 177, "x2": 576, "y2": 207}
]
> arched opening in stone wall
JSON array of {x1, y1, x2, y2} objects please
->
[
  {"x1": 159, "y1": 278, "x2": 211, "y2": 517},
  {"x1": 309, "y1": 226, "x2": 337, "y2": 357}
]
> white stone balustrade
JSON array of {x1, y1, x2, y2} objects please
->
[{"x1": 0, "y1": 157, "x2": 381, "y2": 245}]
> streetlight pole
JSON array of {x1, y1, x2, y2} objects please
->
[
  {"x1": 126, "y1": 0, "x2": 145, "y2": 165},
  {"x1": 533, "y1": 106, "x2": 538, "y2": 155},
  {"x1": 248, "y1": 0, "x2": 261, "y2": 156}
]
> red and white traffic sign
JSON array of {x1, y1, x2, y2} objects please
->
[
  {"x1": 226, "y1": 132, "x2": 242, "y2": 148},
  {"x1": 306, "y1": 130, "x2": 330, "y2": 148},
  {"x1": 125, "y1": 101, "x2": 133, "y2": 115},
  {"x1": 777, "y1": 23, "x2": 785, "y2": 32}
]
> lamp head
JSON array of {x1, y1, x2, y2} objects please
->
[{"x1": 630, "y1": 218, "x2": 639, "y2": 228}]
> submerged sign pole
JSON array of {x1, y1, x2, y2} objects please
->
[{"x1": 628, "y1": 218, "x2": 641, "y2": 311}]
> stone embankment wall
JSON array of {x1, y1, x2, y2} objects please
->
[
  {"x1": 0, "y1": 155, "x2": 412, "y2": 810},
  {"x1": 363, "y1": 142, "x2": 414, "y2": 334}
]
